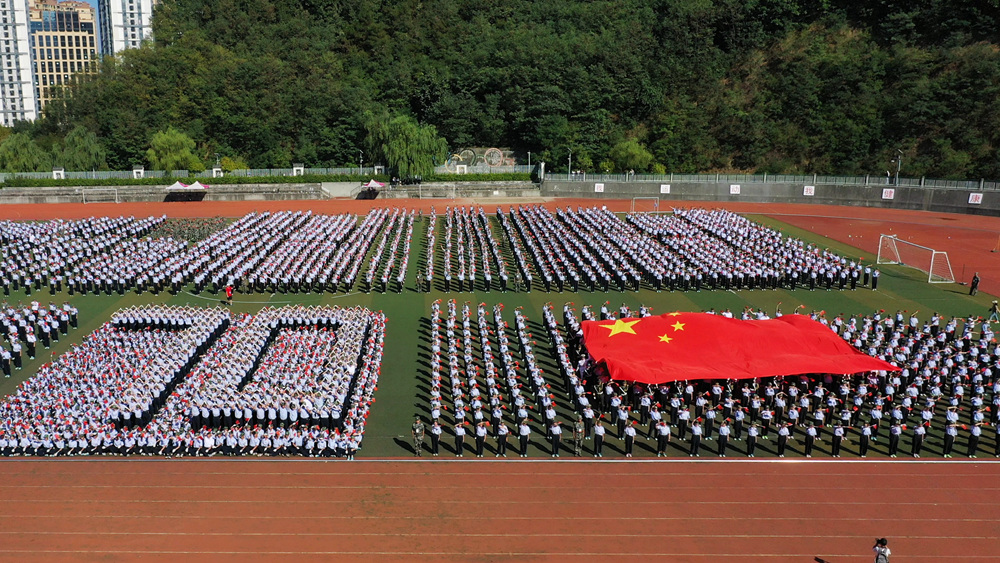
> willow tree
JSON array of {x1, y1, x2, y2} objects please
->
[
  {"x1": 147, "y1": 127, "x2": 204, "y2": 174},
  {"x1": 54, "y1": 126, "x2": 108, "y2": 171},
  {"x1": 0, "y1": 133, "x2": 51, "y2": 172},
  {"x1": 364, "y1": 112, "x2": 447, "y2": 178}
]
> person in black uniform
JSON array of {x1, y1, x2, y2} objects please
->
[
  {"x1": 593, "y1": 419, "x2": 606, "y2": 457},
  {"x1": 888, "y1": 422, "x2": 902, "y2": 457},
  {"x1": 717, "y1": 420, "x2": 730, "y2": 457},
  {"x1": 804, "y1": 423, "x2": 817, "y2": 457},
  {"x1": 831, "y1": 423, "x2": 844, "y2": 457},
  {"x1": 911, "y1": 424, "x2": 925, "y2": 458},
  {"x1": 689, "y1": 421, "x2": 703, "y2": 457},
  {"x1": 859, "y1": 422, "x2": 872, "y2": 457},
  {"x1": 549, "y1": 421, "x2": 562, "y2": 457},
  {"x1": 430, "y1": 421, "x2": 442, "y2": 456},
  {"x1": 777, "y1": 423, "x2": 790, "y2": 457}
]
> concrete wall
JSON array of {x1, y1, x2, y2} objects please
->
[
  {"x1": 0, "y1": 183, "x2": 324, "y2": 204},
  {"x1": 4, "y1": 179, "x2": 996, "y2": 217},
  {"x1": 379, "y1": 181, "x2": 540, "y2": 199},
  {"x1": 320, "y1": 182, "x2": 357, "y2": 198},
  {"x1": 541, "y1": 180, "x2": 1000, "y2": 216}
]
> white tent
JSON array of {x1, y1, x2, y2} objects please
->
[
  {"x1": 166, "y1": 181, "x2": 189, "y2": 190},
  {"x1": 363, "y1": 179, "x2": 384, "y2": 188},
  {"x1": 188, "y1": 181, "x2": 210, "y2": 190}
]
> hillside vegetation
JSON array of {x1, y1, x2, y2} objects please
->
[{"x1": 16, "y1": 0, "x2": 1000, "y2": 177}]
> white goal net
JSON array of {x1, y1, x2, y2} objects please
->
[
  {"x1": 877, "y1": 234, "x2": 955, "y2": 283},
  {"x1": 81, "y1": 188, "x2": 120, "y2": 204},
  {"x1": 630, "y1": 196, "x2": 660, "y2": 214}
]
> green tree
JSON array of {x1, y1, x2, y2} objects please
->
[
  {"x1": 0, "y1": 133, "x2": 51, "y2": 172},
  {"x1": 608, "y1": 139, "x2": 654, "y2": 172},
  {"x1": 54, "y1": 126, "x2": 108, "y2": 171},
  {"x1": 147, "y1": 127, "x2": 204, "y2": 173},
  {"x1": 364, "y1": 112, "x2": 447, "y2": 178},
  {"x1": 220, "y1": 155, "x2": 248, "y2": 172}
]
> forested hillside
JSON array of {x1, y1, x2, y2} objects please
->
[{"x1": 15, "y1": 0, "x2": 1000, "y2": 177}]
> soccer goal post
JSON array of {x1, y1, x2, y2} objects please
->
[
  {"x1": 876, "y1": 234, "x2": 956, "y2": 283},
  {"x1": 630, "y1": 196, "x2": 660, "y2": 213},
  {"x1": 81, "y1": 188, "x2": 120, "y2": 204}
]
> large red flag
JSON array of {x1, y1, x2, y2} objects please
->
[{"x1": 582, "y1": 312, "x2": 898, "y2": 384}]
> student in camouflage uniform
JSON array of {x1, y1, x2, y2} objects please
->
[
  {"x1": 411, "y1": 417, "x2": 425, "y2": 457},
  {"x1": 573, "y1": 416, "x2": 586, "y2": 456}
]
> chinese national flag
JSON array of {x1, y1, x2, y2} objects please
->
[{"x1": 582, "y1": 312, "x2": 898, "y2": 384}]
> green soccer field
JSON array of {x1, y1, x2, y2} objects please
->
[{"x1": 2, "y1": 212, "x2": 994, "y2": 459}]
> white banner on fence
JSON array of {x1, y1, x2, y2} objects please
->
[
  {"x1": 729, "y1": 184, "x2": 741, "y2": 195},
  {"x1": 803, "y1": 185, "x2": 815, "y2": 196},
  {"x1": 969, "y1": 193, "x2": 984, "y2": 205},
  {"x1": 660, "y1": 184, "x2": 671, "y2": 194},
  {"x1": 882, "y1": 188, "x2": 895, "y2": 200},
  {"x1": 594, "y1": 183, "x2": 604, "y2": 193}
]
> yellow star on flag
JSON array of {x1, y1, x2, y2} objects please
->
[
  {"x1": 668, "y1": 312, "x2": 682, "y2": 317},
  {"x1": 658, "y1": 334, "x2": 673, "y2": 343},
  {"x1": 600, "y1": 319, "x2": 640, "y2": 337},
  {"x1": 671, "y1": 321, "x2": 686, "y2": 331}
]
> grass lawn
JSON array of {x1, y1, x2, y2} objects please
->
[{"x1": 2, "y1": 211, "x2": 995, "y2": 459}]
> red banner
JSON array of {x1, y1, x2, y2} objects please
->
[{"x1": 582, "y1": 312, "x2": 898, "y2": 384}]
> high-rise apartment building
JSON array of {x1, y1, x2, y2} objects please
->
[
  {"x1": 98, "y1": 0, "x2": 156, "y2": 56},
  {"x1": 29, "y1": 0, "x2": 96, "y2": 112},
  {"x1": 0, "y1": 0, "x2": 38, "y2": 126}
]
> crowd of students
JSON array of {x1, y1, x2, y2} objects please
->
[
  {"x1": 422, "y1": 298, "x2": 999, "y2": 458},
  {"x1": 0, "y1": 210, "x2": 420, "y2": 299},
  {"x1": 3, "y1": 206, "x2": 872, "y2": 299},
  {"x1": 436, "y1": 206, "x2": 509, "y2": 292},
  {"x1": 489, "y1": 205, "x2": 868, "y2": 294},
  {"x1": 0, "y1": 305, "x2": 385, "y2": 457},
  {"x1": 1, "y1": 301, "x2": 79, "y2": 377}
]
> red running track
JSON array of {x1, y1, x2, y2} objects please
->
[
  {"x1": 0, "y1": 459, "x2": 998, "y2": 562},
  {"x1": 3, "y1": 198, "x2": 1000, "y2": 561}
]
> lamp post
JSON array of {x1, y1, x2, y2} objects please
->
[
  {"x1": 893, "y1": 149, "x2": 902, "y2": 186},
  {"x1": 359, "y1": 150, "x2": 364, "y2": 177},
  {"x1": 527, "y1": 151, "x2": 531, "y2": 168},
  {"x1": 568, "y1": 149, "x2": 572, "y2": 180}
]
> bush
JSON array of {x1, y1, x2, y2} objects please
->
[
  {"x1": 0, "y1": 172, "x2": 533, "y2": 188},
  {"x1": 1, "y1": 174, "x2": 389, "y2": 188}
]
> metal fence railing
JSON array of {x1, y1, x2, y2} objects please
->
[
  {"x1": 0, "y1": 164, "x2": 537, "y2": 183},
  {"x1": 546, "y1": 171, "x2": 1000, "y2": 191},
  {"x1": 3, "y1": 165, "x2": 995, "y2": 190}
]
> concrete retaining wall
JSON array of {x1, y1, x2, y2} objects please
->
[
  {"x1": 540, "y1": 180, "x2": 1000, "y2": 216},
  {"x1": 320, "y1": 182, "x2": 357, "y2": 198},
  {"x1": 4, "y1": 179, "x2": 997, "y2": 217},
  {"x1": 0, "y1": 183, "x2": 324, "y2": 204},
  {"x1": 379, "y1": 181, "x2": 540, "y2": 199}
]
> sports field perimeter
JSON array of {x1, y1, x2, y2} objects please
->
[{"x1": 1, "y1": 198, "x2": 999, "y2": 561}]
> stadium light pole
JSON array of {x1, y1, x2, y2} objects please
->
[
  {"x1": 894, "y1": 149, "x2": 902, "y2": 186},
  {"x1": 568, "y1": 149, "x2": 572, "y2": 180},
  {"x1": 359, "y1": 150, "x2": 364, "y2": 176}
]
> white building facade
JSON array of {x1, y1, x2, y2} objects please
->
[
  {"x1": 98, "y1": 0, "x2": 155, "y2": 56},
  {"x1": 0, "y1": 0, "x2": 39, "y2": 126}
]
